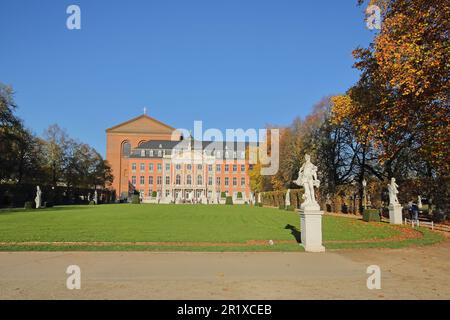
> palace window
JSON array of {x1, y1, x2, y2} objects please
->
[
  {"x1": 241, "y1": 177, "x2": 245, "y2": 186},
  {"x1": 165, "y1": 190, "x2": 170, "y2": 197},
  {"x1": 157, "y1": 163, "x2": 162, "y2": 172},
  {"x1": 225, "y1": 164, "x2": 229, "y2": 172},
  {"x1": 197, "y1": 175, "x2": 203, "y2": 185},
  {"x1": 165, "y1": 164, "x2": 170, "y2": 171},
  {"x1": 216, "y1": 177, "x2": 221, "y2": 186},
  {"x1": 216, "y1": 164, "x2": 221, "y2": 172},
  {"x1": 140, "y1": 163, "x2": 145, "y2": 171},
  {"x1": 157, "y1": 176, "x2": 162, "y2": 185},
  {"x1": 186, "y1": 175, "x2": 192, "y2": 185},
  {"x1": 176, "y1": 175, "x2": 181, "y2": 185},
  {"x1": 241, "y1": 164, "x2": 245, "y2": 172},
  {"x1": 149, "y1": 176, "x2": 153, "y2": 185},
  {"x1": 140, "y1": 176, "x2": 145, "y2": 185},
  {"x1": 208, "y1": 165, "x2": 212, "y2": 172},
  {"x1": 208, "y1": 177, "x2": 213, "y2": 186},
  {"x1": 132, "y1": 163, "x2": 136, "y2": 172},
  {"x1": 224, "y1": 177, "x2": 229, "y2": 186},
  {"x1": 122, "y1": 142, "x2": 131, "y2": 157},
  {"x1": 149, "y1": 163, "x2": 154, "y2": 172},
  {"x1": 165, "y1": 176, "x2": 170, "y2": 185},
  {"x1": 233, "y1": 177, "x2": 237, "y2": 186},
  {"x1": 131, "y1": 176, "x2": 136, "y2": 186},
  {"x1": 233, "y1": 165, "x2": 237, "y2": 172},
  {"x1": 187, "y1": 164, "x2": 192, "y2": 171},
  {"x1": 197, "y1": 164, "x2": 202, "y2": 170},
  {"x1": 176, "y1": 164, "x2": 181, "y2": 171}
]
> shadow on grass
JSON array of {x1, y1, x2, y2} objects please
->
[
  {"x1": 285, "y1": 224, "x2": 301, "y2": 243},
  {"x1": 0, "y1": 205, "x2": 92, "y2": 216}
]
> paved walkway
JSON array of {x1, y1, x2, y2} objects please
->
[{"x1": 0, "y1": 241, "x2": 449, "y2": 299}]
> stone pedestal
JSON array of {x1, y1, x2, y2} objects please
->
[
  {"x1": 389, "y1": 204, "x2": 403, "y2": 224},
  {"x1": 298, "y1": 205, "x2": 325, "y2": 253}
]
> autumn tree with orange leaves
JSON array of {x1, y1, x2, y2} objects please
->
[{"x1": 333, "y1": 0, "x2": 449, "y2": 178}]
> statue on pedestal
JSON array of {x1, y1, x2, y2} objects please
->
[
  {"x1": 35, "y1": 186, "x2": 42, "y2": 209},
  {"x1": 293, "y1": 155, "x2": 324, "y2": 252},
  {"x1": 293, "y1": 154, "x2": 320, "y2": 209},
  {"x1": 93, "y1": 190, "x2": 98, "y2": 205},
  {"x1": 285, "y1": 189, "x2": 291, "y2": 207},
  {"x1": 387, "y1": 178, "x2": 399, "y2": 205},
  {"x1": 387, "y1": 177, "x2": 402, "y2": 224}
]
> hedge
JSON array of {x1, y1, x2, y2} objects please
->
[
  {"x1": 0, "y1": 183, "x2": 115, "y2": 208},
  {"x1": 363, "y1": 209, "x2": 381, "y2": 222},
  {"x1": 225, "y1": 196, "x2": 233, "y2": 205},
  {"x1": 259, "y1": 189, "x2": 304, "y2": 208},
  {"x1": 131, "y1": 194, "x2": 140, "y2": 204}
]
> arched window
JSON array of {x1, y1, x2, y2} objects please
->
[
  {"x1": 197, "y1": 175, "x2": 203, "y2": 185},
  {"x1": 122, "y1": 141, "x2": 131, "y2": 157},
  {"x1": 186, "y1": 175, "x2": 192, "y2": 185},
  {"x1": 176, "y1": 175, "x2": 181, "y2": 185}
]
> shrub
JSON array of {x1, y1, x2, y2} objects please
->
[
  {"x1": 286, "y1": 205, "x2": 295, "y2": 211},
  {"x1": 45, "y1": 201, "x2": 54, "y2": 208},
  {"x1": 363, "y1": 209, "x2": 381, "y2": 222},
  {"x1": 89, "y1": 201, "x2": 96, "y2": 205},
  {"x1": 221, "y1": 192, "x2": 227, "y2": 198},
  {"x1": 152, "y1": 191, "x2": 157, "y2": 198},
  {"x1": 257, "y1": 202, "x2": 263, "y2": 207},
  {"x1": 131, "y1": 194, "x2": 140, "y2": 204},
  {"x1": 237, "y1": 192, "x2": 243, "y2": 199},
  {"x1": 279, "y1": 205, "x2": 285, "y2": 210},
  {"x1": 225, "y1": 196, "x2": 233, "y2": 205},
  {"x1": 24, "y1": 201, "x2": 34, "y2": 210}
]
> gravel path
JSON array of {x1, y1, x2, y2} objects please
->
[{"x1": 0, "y1": 241, "x2": 449, "y2": 299}]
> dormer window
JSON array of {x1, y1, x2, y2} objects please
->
[
  {"x1": 158, "y1": 150, "x2": 162, "y2": 157},
  {"x1": 140, "y1": 150, "x2": 145, "y2": 157}
]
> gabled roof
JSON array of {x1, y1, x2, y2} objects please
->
[{"x1": 106, "y1": 114, "x2": 176, "y2": 134}]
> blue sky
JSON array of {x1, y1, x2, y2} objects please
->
[{"x1": 0, "y1": 0, "x2": 374, "y2": 156}]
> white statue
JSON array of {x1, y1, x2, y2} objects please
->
[
  {"x1": 93, "y1": 190, "x2": 98, "y2": 204},
  {"x1": 258, "y1": 192, "x2": 261, "y2": 204},
  {"x1": 387, "y1": 178, "x2": 399, "y2": 205},
  {"x1": 35, "y1": 186, "x2": 42, "y2": 209},
  {"x1": 418, "y1": 195, "x2": 423, "y2": 209},
  {"x1": 294, "y1": 154, "x2": 320, "y2": 208},
  {"x1": 285, "y1": 189, "x2": 291, "y2": 207}
]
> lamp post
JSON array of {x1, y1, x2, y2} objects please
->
[{"x1": 362, "y1": 179, "x2": 367, "y2": 210}]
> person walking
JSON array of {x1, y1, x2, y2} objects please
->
[{"x1": 411, "y1": 202, "x2": 419, "y2": 222}]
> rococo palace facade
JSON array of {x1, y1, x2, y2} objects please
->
[{"x1": 106, "y1": 114, "x2": 255, "y2": 204}]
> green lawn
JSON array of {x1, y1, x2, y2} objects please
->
[{"x1": 0, "y1": 204, "x2": 444, "y2": 251}]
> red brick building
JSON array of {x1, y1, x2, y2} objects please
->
[{"x1": 106, "y1": 114, "x2": 254, "y2": 203}]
